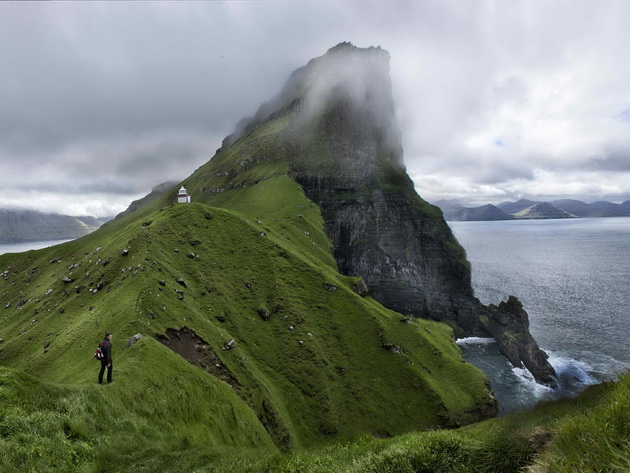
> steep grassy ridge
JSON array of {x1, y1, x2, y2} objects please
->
[{"x1": 0, "y1": 200, "x2": 494, "y2": 470}]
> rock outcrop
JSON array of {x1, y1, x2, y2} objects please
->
[{"x1": 481, "y1": 297, "x2": 557, "y2": 388}]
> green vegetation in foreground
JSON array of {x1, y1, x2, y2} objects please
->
[{"x1": 1, "y1": 368, "x2": 627, "y2": 472}]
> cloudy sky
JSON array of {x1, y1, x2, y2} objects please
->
[{"x1": 1, "y1": 1, "x2": 629, "y2": 216}]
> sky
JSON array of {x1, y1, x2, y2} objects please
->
[{"x1": 1, "y1": 1, "x2": 630, "y2": 216}]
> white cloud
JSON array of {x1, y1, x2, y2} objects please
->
[{"x1": 1, "y1": 0, "x2": 630, "y2": 215}]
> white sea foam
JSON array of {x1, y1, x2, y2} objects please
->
[
  {"x1": 547, "y1": 352, "x2": 599, "y2": 390},
  {"x1": 456, "y1": 337, "x2": 495, "y2": 346},
  {"x1": 511, "y1": 367, "x2": 554, "y2": 397},
  {"x1": 509, "y1": 352, "x2": 600, "y2": 402}
]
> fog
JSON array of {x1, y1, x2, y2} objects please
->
[{"x1": 1, "y1": 1, "x2": 629, "y2": 215}]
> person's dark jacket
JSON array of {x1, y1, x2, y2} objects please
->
[{"x1": 99, "y1": 339, "x2": 112, "y2": 364}]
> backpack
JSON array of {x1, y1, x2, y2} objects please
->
[{"x1": 95, "y1": 345, "x2": 104, "y2": 360}]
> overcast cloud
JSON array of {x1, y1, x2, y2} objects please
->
[{"x1": 1, "y1": 1, "x2": 629, "y2": 216}]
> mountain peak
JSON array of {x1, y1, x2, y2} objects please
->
[{"x1": 222, "y1": 43, "x2": 396, "y2": 152}]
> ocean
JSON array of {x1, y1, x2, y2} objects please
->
[
  {"x1": 450, "y1": 217, "x2": 630, "y2": 414},
  {"x1": 0, "y1": 239, "x2": 74, "y2": 256}
]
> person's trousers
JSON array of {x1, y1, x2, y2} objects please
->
[{"x1": 99, "y1": 360, "x2": 113, "y2": 383}]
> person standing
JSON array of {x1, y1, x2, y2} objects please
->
[{"x1": 98, "y1": 332, "x2": 114, "y2": 384}]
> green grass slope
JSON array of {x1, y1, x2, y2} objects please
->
[
  {"x1": 204, "y1": 372, "x2": 630, "y2": 473},
  {"x1": 0, "y1": 199, "x2": 494, "y2": 470}
]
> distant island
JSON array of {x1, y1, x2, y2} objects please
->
[
  {"x1": 434, "y1": 198, "x2": 630, "y2": 221},
  {"x1": 0, "y1": 209, "x2": 110, "y2": 243}
]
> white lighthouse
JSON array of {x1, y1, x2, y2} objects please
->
[{"x1": 177, "y1": 186, "x2": 191, "y2": 204}]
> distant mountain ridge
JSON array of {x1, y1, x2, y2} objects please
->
[
  {"x1": 436, "y1": 198, "x2": 630, "y2": 221},
  {"x1": 0, "y1": 209, "x2": 108, "y2": 243},
  {"x1": 514, "y1": 202, "x2": 575, "y2": 219}
]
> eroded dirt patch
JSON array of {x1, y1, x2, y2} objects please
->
[
  {"x1": 155, "y1": 327, "x2": 239, "y2": 388},
  {"x1": 155, "y1": 326, "x2": 292, "y2": 449}
]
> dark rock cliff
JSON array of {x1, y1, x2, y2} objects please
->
[{"x1": 270, "y1": 43, "x2": 481, "y2": 333}]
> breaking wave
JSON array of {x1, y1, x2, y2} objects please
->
[{"x1": 456, "y1": 337, "x2": 495, "y2": 346}]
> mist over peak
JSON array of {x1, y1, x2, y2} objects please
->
[{"x1": 222, "y1": 43, "x2": 402, "y2": 163}]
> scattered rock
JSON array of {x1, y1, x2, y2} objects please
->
[
  {"x1": 142, "y1": 221, "x2": 152, "y2": 227},
  {"x1": 30, "y1": 267, "x2": 38, "y2": 275},
  {"x1": 383, "y1": 344, "x2": 401, "y2": 355},
  {"x1": 400, "y1": 316, "x2": 414, "y2": 324},
  {"x1": 245, "y1": 282, "x2": 252, "y2": 289},
  {"x1": 4, "y1": 303, "x2": 9, "y2": 309},
  {"x1": 323, "y1": 282, "x2": 338, "y2": 292},
  {"x1": 127, "y1": 333, "x2": 144, "y2": 347},
  {"x1": 158, "y1": 280, "x2": 166, "y2": 286},
  {"x1": 187, "y1": 253, "x2": 196, "y2": 259},
  {"x1": 175, "y1": 289, "x2": 184, "y2": 300},
  {"x1": 174, "y1": 248, "x2": 180, "y2": 254},
  {"x1": 162, "y1": 305, "x2": 167, "y2": 311},
  {"x1": 204, "y1": 212, "x2": 213, "y2": 220},
  {"x1": 190, "y1": 239, "x2": 202, "y2": 246},
  {"x1": 215, "y1": 315, "x2": 226, "y2": 323},
  {"x1": 75, "y1": 285, "x2": 83, "y2": 294},
  {"x1": 62, "y1": 276, "x2": 74, "y2": 284},
  {"x1": 175, "y1": 278, "x2": 188, "y2": 288},
  {"x1": 121, "y1": 248, "x2": 129, "y2": 256},
  {"x1": 257, "y1": 308, "x2": 271, "y2": 321},
  {"x1": 260, "y1": 232, "x2": 267, "y2": 237},
  {"x1": 46, "y1": 289, "x2": 53, "y2": 295},
  {"x1": 352, "y1": 278, "x2": 369, "y2": 296},
  {"x1": 44, "y1": 340, "x2": 51, "y2": 349},
  {"x1": 223, "y1": 339, "x2": 236, "y2": 350},
  {"x1": 102, "y1": 259, "x2": 110, "y2": 267},
  {"x1": 0, "y1": 338, "x2": 4, "y2": 344},
  {"x1": 147, "y1": 312, "x2": 156, "y2": 319},
  {"x1": 49, "y1": 258, "x2": 61, "y2": 264}
]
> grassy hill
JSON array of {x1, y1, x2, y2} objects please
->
[{"x1": 0, "y1": 193, "x2": 495, "y2": 470}]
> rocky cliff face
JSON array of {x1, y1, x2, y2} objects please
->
[{"x1": 242, "y1": 42, "x2": 556, "y2": 385}]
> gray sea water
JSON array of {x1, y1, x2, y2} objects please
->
[
  {"x1": 451, "y1": 217, "x2": 630, "y2": 414},
  {"x1": 0, "y1": 239, "x2": 73, "y2": 256}
]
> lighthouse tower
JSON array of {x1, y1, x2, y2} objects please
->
[{"x1": 177, "y1": 186, "x2": 191, "y2": 204}]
